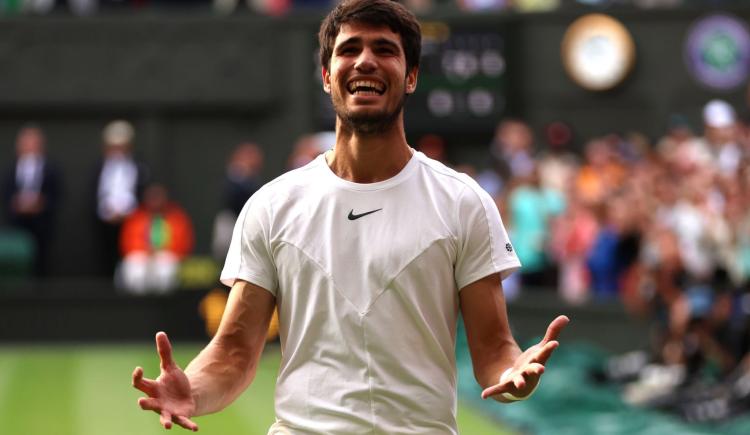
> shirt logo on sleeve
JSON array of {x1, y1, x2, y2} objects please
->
[
  {"x1": 506, "y1": 243, "x2": 513, "y2": 252},
  {"x1": 347, "y1": 208, "x2": 383, "y2": 221}
]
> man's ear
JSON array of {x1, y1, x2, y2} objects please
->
[
  {"x1": 322, "y1": 66, "x2": 331, "y2": 94},
  {"x1": 405, "y1": 66, "x2": 419, "y2": 94}
]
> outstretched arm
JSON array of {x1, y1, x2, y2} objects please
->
[
  {"x1": 132, "y1": 279, "x2": 276, "y2": 430},
  {"x1": 183, "y1": 280, "x2": 276, "y2": 415},
  {"x1": 460, "y1": 273, "x2": 569, "y2": 402}
]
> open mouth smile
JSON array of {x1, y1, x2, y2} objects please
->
[{"x1": 347, "y1": 80, "x2": 386, "y2": 96}]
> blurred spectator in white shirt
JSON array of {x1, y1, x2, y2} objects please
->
[
  {"x1": 92, "y1": 120, "x2": 149, "y2": 278},
  {"x1": 700, "y1": 99, "x2": 743, "y2": 180}
]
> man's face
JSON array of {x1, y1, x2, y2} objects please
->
[
  {"x1": 322, "y1": 22, "x2": 418, "y2": 135},
  {"x1": 144, "y1": 185, "x2": 168, "y2": 212},
  {"x1": 16, "y1": 128, "x2": 44, "y2": 157}
]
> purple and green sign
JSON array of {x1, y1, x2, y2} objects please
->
[{"x1": 685, "y1": 13, "x2": 750, "y2": 90}]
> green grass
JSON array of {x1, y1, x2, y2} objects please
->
[{"x1": 0, "y1": 343, "x2": 511, "y2": 435}]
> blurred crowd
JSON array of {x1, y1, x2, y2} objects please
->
[
  {"x1": 0, "y1": 118, "x2": 326, "y2": 296},
  {"x1": 447, "y1": 99, "x2": 750, "y2": 397},
  {"x1": 1, "y1": 120, "x2": 198, "y2": 294},
  {"x1": 0, "y1": 0, "x2": 740, "y2": 17}
]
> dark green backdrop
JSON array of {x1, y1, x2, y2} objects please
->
[{"x1": 1, "y1": 9, "x2": 748, "y2": 276}]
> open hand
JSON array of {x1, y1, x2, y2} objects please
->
[
  {"x1": 132, "y1": 332, "x2": 198, "y2": 431},
  {"x1": 481, "y1": 315, "x2": 569, "y2": 401}
]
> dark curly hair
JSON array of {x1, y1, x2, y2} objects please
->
[{"x1": 318, "y1": 0, "x2": 421, "y2": 75}]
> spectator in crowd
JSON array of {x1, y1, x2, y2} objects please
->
[
  {"x1": 586, "y1": 191, "x2": 638, "y2": 300},
  {"x1": 575, "y1": 136, "x2": 627, "y2": 206},
  {"x1": 669, "y1": 170, "x2": 725, "y2": 282},
  {"x1": 477, "y1": 118, "x2": 537, "y2": 198},
  {"x1": 724, "y1": 170, "x2": 750, "y2": 287},
  {"x1": 537, "y1": 121, "x2": 578, "y2": 196},
  {"x1": 93, "y1": 120, "x2": 149, "y2": 277},
  {"x1": 656, "y1": 113, "x2": 695, "y2": 163},
  {"x1": 287, "y1": 131, "x2": 333, "y2": 169},
  {"x1": 416, "y1": 133, "x2": 448, "y2": 164},
  {"x1": 119, "y1": 183, "x2": 194, "y2": 294},
  {"x1": 222, "y1": 142, "x2": 264, "y2": 216},
  {"x1": 505, "y1": 164, "x2": 565, "y2": 289},
  {"x1": 550, "y1": 190, "x2": 598, "y2": 303},
  {"x1": 699, "y1": 99, "x2": 742, "y2": 179},
  {"x1": 2, "y1": 124, "x2": 62, "y2": 276},
  {"x1": 211, "y1": 142, "x2": 264, "y2": 260}
]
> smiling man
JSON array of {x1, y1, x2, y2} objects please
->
[{"x1": 132, "y1": 1, "x2": 568, "y2": 433}]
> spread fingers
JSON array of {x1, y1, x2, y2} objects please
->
[
  {"x1": 174, "y1": 415, "x2": 199, "y2": 432},
  {"x1": 542, "y1": 315, "x2": 569, "y2": 344},
  {"x1": 160, "y1": 410, "x2": 173, "y2": 429},
  {"x1": 132, "y1": 367, "x2": 157, "y2": 396},
  {"x1": 138, "y1": 397, "x2": 161, "y2": 412}
]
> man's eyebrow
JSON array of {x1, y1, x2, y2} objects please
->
[
  {"x1": 372, "y1": 38, "x2": 400, "y2": 49},
  {"x1": 336, "y1": 36, "x2": 362, "y2": 49},
  {"x1": 335, "y1": 36, "x2": 401, "y2": 50}
]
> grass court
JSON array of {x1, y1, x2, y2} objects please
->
[{"x1": 0, "y1": 343, "x2": 510, "y2": 435}]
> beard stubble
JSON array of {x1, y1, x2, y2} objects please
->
[{"x1": 331, "y1": 85, "x2": 407, "y2": 136}]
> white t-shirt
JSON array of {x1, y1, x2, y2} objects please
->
[
  {"x1": 221, "y1": 151, "x2": 520, "y2": 434},
  {"x1": 97, "y1": 156, "x2": 138, "y2": 220}
]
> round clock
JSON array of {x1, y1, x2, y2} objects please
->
[{"x1": 561, "y1": 14, "x2": 636, "y2": 91}]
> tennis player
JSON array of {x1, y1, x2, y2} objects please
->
[{"x1": 132, "y1": 0, "x2": 568, "y2": 432}]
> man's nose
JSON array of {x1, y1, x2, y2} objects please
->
[{"x1": 354, "y1": 48, "x2": 377, "y2": 72}]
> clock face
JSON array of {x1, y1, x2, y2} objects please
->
[{"x1": 562, "y1": 14, "x2": 636, "y2": 91}]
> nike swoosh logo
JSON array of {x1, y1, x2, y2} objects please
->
[{"x1": 347, "y1": 208, "x2": 382, "y2": 220}]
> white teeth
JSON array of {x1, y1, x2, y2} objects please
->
[{"x1": 347, "y1": 80, "x2": 385, "y2": 94}]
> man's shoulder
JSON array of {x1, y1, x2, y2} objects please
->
[
  {"x1": 415, "y1": 153, "x2": 487, "y2": 199},
  {"x1": 249, "y1": 157, "x2": 325, "y2": 205}
]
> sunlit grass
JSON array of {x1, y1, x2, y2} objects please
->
[{"x1": 0, "y1": 344, "x2": 511, "y2": 435}]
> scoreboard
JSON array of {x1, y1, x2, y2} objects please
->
[{"x1": 407, "y1": 21, "x2": 508, "y2": 131}]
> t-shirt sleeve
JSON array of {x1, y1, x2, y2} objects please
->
[
  {"x1": 220, "y1": 192, "x2": 278, "y2": 294},
  {"x1": 454, "y1": 184, "x2": 521, "y2": 290}
]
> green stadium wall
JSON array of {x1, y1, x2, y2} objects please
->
[{"x1": 0, "y1": 9, "x2": 747, "y2": 276}]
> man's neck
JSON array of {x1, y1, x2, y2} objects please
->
[{"x1": 326, "y1": 117, "x2": 412, "y2": 183}]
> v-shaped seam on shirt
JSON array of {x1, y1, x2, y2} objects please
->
[
  {"x1": 277, "y1": 240, "x2": 363, "y2": 314},
  {"x1": 360, "y1": 237, "x2": 454, "y2": 316}
]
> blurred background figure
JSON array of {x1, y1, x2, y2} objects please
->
[
  {"x1": 477, "y1": 118, "x2": 536, "y2": 198},
  {"x1": 656, "y1": 113, "x2": 696, "y2": 165},
  {"x1": 287, "y1": 131, "x2": 334, "y2": 170},
  {"x1": 700, "y1": 99, "x2": 743, "y2": 180},
  {"x1": 550, "y1": 190, "x2": 598, "y2": 304},
  {"x1": 1, "y1": 124, "x2": 61, "y2": 277},
  {"x1": 537, "y1": 121, "x2": 578, "y2": 196},
  {"x1": 93, "y1": 120, "x2": 149, "y2": 278},
  {"x1": 211, "y1": 142, "x2": 265, "y2": 261},
  {"x1": 585, "y1": 191, "x2": 638, "y2": 300},
  {"x1": 505, "y1": 164, "x2": 565, "y2": 290},
  {"x1": 575, "y1": 136, "x2": 627, "y2": 207},
  {"x1": 416, "y1": 133, "x2": 448, "y2": 164},
  {"x1": 118, "y1": 183, "x2": 194, "y2": 294}
]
